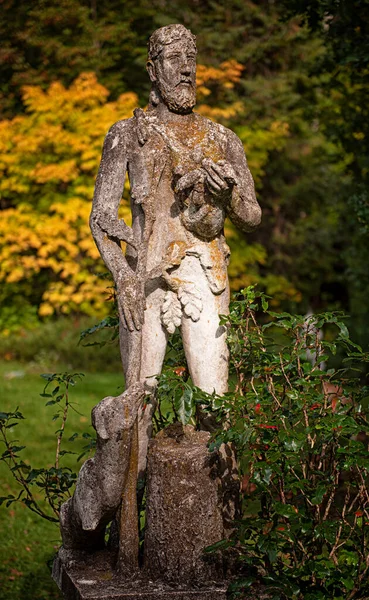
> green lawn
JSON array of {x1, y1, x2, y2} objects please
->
[{"x1": 0, "y1": 360, "x2": 124, "y2": 600}]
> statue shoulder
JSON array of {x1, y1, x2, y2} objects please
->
[
  {"x1": 193, "y1": 113, "x2": 240, "y2": 148},
  {"x1": 104, "y1": 117, "x2": 136, "y2": 144},
  {"x1": 214, "y1": 121, "x2": 243, "y2": 148}
]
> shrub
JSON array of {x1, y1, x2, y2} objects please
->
[{"x1": 203, "y1": 287, "x2": 369, "y2": 600}]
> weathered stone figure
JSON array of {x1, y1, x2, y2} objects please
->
[
  {"x1": 90, "y1": 23, "x2": 261, "y2": 479},
  {"x1": 56, "y1": 25, "x2": 261, "y2": 595}
]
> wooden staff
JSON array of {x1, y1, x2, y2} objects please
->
[{"x1": 118, "y1": 110, "x2": 163, "y2": 574}]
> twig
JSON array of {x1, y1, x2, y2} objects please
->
[
  {"x1": 55, "y1": 386, "x2": 69, "y2": 470},
  {"x1": 0, "y1": 428, "x2": 57, "y2": 522}
]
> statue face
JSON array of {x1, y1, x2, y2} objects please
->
[{"x1": 154, "y1": 39, "x2": 197, "y2": 114}]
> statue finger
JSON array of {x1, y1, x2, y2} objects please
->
[
  {"x1": 205, "y1": 171, "x2": 226, "y2": 192},
  {"x1": 118, "y1": 303, "x2": 128, "y2": 330},
  {"x1": 203, "y1": 164, "x2": 227, "y2": 190},
  {"x1": 175, "y1": 169, "x2": 202, "y2": 192},
  {"x1": 140, "y1": 295, "x2": 146, "y2": 319},
  {"x1": 202, "y1": 158, "x2": 225, "y2": 183},
  {"x1": 210, "y1": 160, "x2": 236, "y2": 185},
  {"x1": 209, "y1": 161, "x2": 227, "y2": 181},
  {"x1": 132, "y1": 305, "x2": 143, "y2": 331},
  {"x1": 123, "y1": 304, "x2": 135, "y2": 332},
  {"x1": 175, "y1": 175, "x2": 191, "y2": 193},
  {"x1": 205, "y1": 174, "x2": 222, "y2": 193},
  {"x1": 220, "y1": 162, "x2": 237, "y2": 184}
]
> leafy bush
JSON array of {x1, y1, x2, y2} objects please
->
[{"x1": 201, "y1": 287, "x2": 369, "y2": 600}]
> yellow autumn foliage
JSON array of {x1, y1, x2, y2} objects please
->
[
  {"x1": 196, "y1": 60, "x2": 244, "y2": 96},
  {"x1": 0, "y1": 73, "x2": 135, "y2": 319}
]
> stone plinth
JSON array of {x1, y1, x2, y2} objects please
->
[
  {"x1": 144, "y1": 425, "x2": 224, "y2": 585},
  {"x1": 52, "y1": 549, "x2": 227, "y2": 600}
]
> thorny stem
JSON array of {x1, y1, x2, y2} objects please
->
[
  {"x1": 317, "y1": 443, "x2": 327, "y2": 471},
  {"x1": 250, "y1": 376, "x2": 258, "y2": 397},
  {"x1": 55, "y1": 385, "x2": 69, "y2": 470},
  {"x1": 358, "y1": 470, "x2": 369, "y2": 507},
  {"x1": 249, "y1": 310, "x2": 267, "y2": 353},
  {"x1": 302, "y1": 403, "x2": 314, "y2": 449},
  {"x1": 44, "y1": 474, "x2": 60, "y2": 518},
  {"x1": 280, "y1": 353, "x2": 293, "y2": 389},
  {"x1": 323, "y1": 460, "x2": 339, "y2": 522},
  {"x1": 290, "y1": 465, "x2": 313, "y2": 506},
  {"x1": 348, "y1": 490, "x2": 362, "y2": 513},
  {"x1": 278, "y1": 475, "x2": 286, "y2": 504}
]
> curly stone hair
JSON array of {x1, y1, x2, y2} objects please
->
[{"x1": 147, "y1": 24, "x2": 196, "y2": 61}]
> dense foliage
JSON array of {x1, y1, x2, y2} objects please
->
[{"x1": 211, "y1": 288, "x2": 369, "y2": 599}]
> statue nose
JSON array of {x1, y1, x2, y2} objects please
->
[{"x1": 180, "y1": 61, "x2": 191, "y2": 75}]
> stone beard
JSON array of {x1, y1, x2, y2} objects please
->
[{"x1": 156, "y1": 79, "x2": 196, "y2": 114}]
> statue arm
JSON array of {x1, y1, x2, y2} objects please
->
[
  {"x1": 90, "y1": 121, "x2": 135, "y2": 281},
  {"x1": 90, "y1": 121, "x2": 144, "y2": 331},
  {"x1": 225, "y1": 130, "x2": 261, "y2": 233}
]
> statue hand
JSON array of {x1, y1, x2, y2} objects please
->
[
  {"x1": 116, "y1": 274, "x2": 145, "y2": 332},
  {"x1": 201, "y1": 158, "x2": 237, "y2": 203},
  {"x1": 174, "y1": 169, "x2": 204, "y2": 193},
  {"x1": 96, "y1": 213, "x2": 136, "y2": 248}
]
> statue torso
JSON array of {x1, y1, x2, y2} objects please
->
[{"x1": 125, "y1": 112, "x2": 230, "y2": 277}]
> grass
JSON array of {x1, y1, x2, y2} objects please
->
[
  {"x1": 0, "y1": 316, "x2": 123, "y2": 373},
  {"x1": 0, "y1": 359, "x2": 124, "y2": 600}
]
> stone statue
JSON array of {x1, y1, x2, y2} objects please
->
[
  {"x1": 90, "y1": 23, "x2": 261, "y2": 479},
  {"x1": 56, "y1": 24, "x2": 261, "y2": 590}
]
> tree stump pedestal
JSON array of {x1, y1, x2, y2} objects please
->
[{"x1": 53, "y1": 425, "x2": 232, "y2": 600}]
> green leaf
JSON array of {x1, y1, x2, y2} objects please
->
[
  {"x1": 261, "y1": 297, "x2": 269, "y2": 311},
  {"x1": 0, "y1": 495, "x2": 14, "y2": 506},
  {"x1": 9, "y1": 445, "x2": 26, "y2": 453},
  {"x1": 311, "y1": 486, "x2": 328, "y2": 505},
  {"x1": 204, "y1": 538, "x2": 230, "y2": 553},
  {"x1": 176, "y1": 388, "x2": 193, "y2": 425},
  {"x1": 274, "y1": 502, "x2": 298, "y2": 519},
  {"x1": 341, "y1": 577, "x2": 355, "y2": 591}
]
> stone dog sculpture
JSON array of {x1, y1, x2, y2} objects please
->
[{"x1": 59, "y1": 23, "x2": 261, "y2": 572}]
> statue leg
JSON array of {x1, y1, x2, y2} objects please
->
[
  {"x1": 180, "y1": 255, "x2": 229, "y2": 398},
  {"x1": 180, "y1": 258, "x2": 238, "y2": 534},
  {"x1": 120, "y1": 286, "x2": 168, "y2": 479}
]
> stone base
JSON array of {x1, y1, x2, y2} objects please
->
[{"x1": 53, "y1": 549, "x2": 228, "y2": 600}]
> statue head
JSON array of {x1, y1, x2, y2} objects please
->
[{"x1": 147, "y1": 24, "x2": 197, "y2": 114}]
